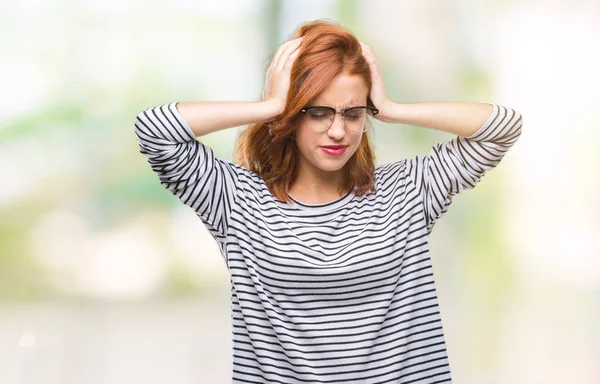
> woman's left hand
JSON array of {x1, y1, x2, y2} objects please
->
[{"x1": 360, "y1": 42, "x2": 394, "y2": 122}]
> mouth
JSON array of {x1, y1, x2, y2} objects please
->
[{"x1": 320, "y1": 145, "x2": 348, "y2": 156}]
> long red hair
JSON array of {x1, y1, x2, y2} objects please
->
[{"x1": 234, "y1": 20, "x2": 376, "y2": 203}]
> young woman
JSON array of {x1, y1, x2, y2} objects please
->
[{"x1": 135, "y1": 20, "x2": 522, "y2": 384}]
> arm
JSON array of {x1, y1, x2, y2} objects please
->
[
  {"x1": 404, "y1": 104, "x2": 523, "y2": 232},
  {"x1": 134, "y1": 100, "x2": 280, "y2": 241},
  {"x1": 176, "y1": 37, "x2": 303, "y2": 137},
  {"x1": 360, "y1": 42, "x2": 498, "y2": 135},
  {"x1": 360, "y1": 42, "x2": 523, "y2": 231},
  {"x1": 134, "y1": 38, "x2": 303, "y2": 247},
  {"x1": 134, "y1": 102, "x2": 248, "y2": 246},
  {"x1": 176, "y1": 100, "x2": 281, "y2": 137},
  {"x1": 372, "y1": 101, "x2": 495, "y2": 137}
]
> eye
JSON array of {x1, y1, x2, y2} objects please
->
[
  {"x1": 307, "y1": 108, "x2": 333, "y2": 120},
  {"x1": 344, "y1": 108, "x2": 366, "y2": 120},
  {"x1": 310, "y1": 113, "x2": 329, "y2": 119}
]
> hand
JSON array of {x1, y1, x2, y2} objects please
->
[
  {"x1": 360, "y1": 42, "x2": 393, "y2": 122},
  {"x1": 261, "y1": 37, "x2": 303, "y2": 115}
]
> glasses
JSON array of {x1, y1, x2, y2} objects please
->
[{"x1": 300, "y1": 106, "x2": 379, "y2": 133}]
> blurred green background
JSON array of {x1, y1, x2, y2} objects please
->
[{"x1": 1, "y1": 0, "x2": 599, "y2": 383}]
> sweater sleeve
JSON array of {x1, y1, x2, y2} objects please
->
[
  {"x1": 134, "y1": 101, "x2": 242, "y2": 247},
  {"x1": 405, "y1": 103, "x2": 523, "y2": 233}
]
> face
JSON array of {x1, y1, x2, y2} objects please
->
[{"x1": 294, "y1": 73, "x2": 369, "y2": 178}]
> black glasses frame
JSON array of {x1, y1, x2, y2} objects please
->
[
  {"x1": 299, "y1": 106, "x2": 379, "y2": 133},
  {"x1": 300, "y1": 105, "x2": 379, "y2": 117}
]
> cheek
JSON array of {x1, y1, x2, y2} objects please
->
[
  {"x1": 347, "y1": 134, "x2": 364, "y2": 157},
  {"x1": 295, "y1": 126, "x2": 316, "y2": 151},
  {"x1": 351, "y1": 133, "x2": 364, "y2": 149}
]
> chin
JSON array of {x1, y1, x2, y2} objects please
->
[{"x1": 314, "y1": 159, "x2": 349, "y2": 172}]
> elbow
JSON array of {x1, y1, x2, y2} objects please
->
[
  {"x1": 134, "y1": 109, "x2": 155, "y2": 148},
  {"x1": 498, "y1": 108, "x2": 523, "y2": 146},
  {"x1": 511, "y1": 108, "x2": 524, "y2": 140},
  {"x1": 133, "y1": 113, "x2": 145, "y2": 140},
  {"x1": 134, "y1": 108, "x2": 149, "y2": 131}
]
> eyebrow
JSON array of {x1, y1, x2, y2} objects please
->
[{"x1": 310, "y1": 102, "x2": 364, "y2": 108}]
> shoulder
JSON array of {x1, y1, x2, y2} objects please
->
[
  {"x1": 375, "y1": 160, "x2": 408, "y2": 183},
  {"x1": 227, "y1": 161, "x2": 262, "y2": 185},
  {"x1": 228, "y1": 162, "x2": 275, "y2": 202},
  {"x1": 371, "y1": 160, "x2": 413, "y2": 198}
]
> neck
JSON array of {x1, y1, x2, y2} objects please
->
[{"x1": 289, "y1": 166, "x2": 346, "y2": 204}]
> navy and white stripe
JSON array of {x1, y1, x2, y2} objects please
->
[{"x1": 135, "y1": 102, "x2": 522, "y2": 383}]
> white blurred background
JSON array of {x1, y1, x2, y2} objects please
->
[{"x1": 1, "y1": 0, "x2": 599, "y2": 383}]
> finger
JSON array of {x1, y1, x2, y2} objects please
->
[
  {"x1": 282, "y1": 46, "x2": 301, "y2": 71},
  {"x1": 274, "y1": 38, "x2": 303, "y2": 71},
  {"x1": 360, "y1": 41, "x2": 373, "y2": 53},
  {"x1": 360, "y1": 42, "x2": 376, "y2": 62},
  {"x1": 264, "y1": 40, "x2": 297, "y2": 95},
  {"x1": 269, "y1": 38, "x2": 301, "y2": 71},
  {"x1": 274, "y1": 38, "x2": 302, "y2": 71},
  {"x1": 263, "y1": 37, "x2": 302, "y2": 99},
  {"x1": 360, "y1": 43, "x2": 380, "y2": 73},
  {"x1": 360, "y1": 45, "x2": 373, "y2": 60}
]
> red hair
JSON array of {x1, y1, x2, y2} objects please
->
[{"x1": 234, "y1": 20, "x2": 376, "y2": 203}]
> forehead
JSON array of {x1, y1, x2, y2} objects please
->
[{"x1": 310, "y1": 73, "x2": 368, "y2": 107}]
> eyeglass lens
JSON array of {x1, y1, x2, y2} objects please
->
[{"x1": 305, "y1": 107, "x2": 368, "y2": 133}]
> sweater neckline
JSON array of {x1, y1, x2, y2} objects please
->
[{"x1": 275, "y1": 188, "x2": 355, "y2": 216}]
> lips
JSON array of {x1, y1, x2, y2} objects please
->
[{"x1": 320, "y1": 145, "x2": 348, "y2": 156}]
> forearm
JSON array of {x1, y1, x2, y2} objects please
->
[
  {"x1": 176, "y1": 100, "x2": 281, "y2": 137},
  {"x1": 380, "y1": 101, "x2": 494, "y2": 137}
]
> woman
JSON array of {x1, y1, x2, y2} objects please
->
[{"x1": 135, "y1": 20, "x2": 522, "y2": 384}]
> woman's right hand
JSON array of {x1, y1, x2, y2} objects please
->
[{"x1": 261, "y1": 37, "x2": 303, "y2": 116}]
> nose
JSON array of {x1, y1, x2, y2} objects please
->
[{"x1": 327, "y1": 112, "x2": 346, "y2": 140}]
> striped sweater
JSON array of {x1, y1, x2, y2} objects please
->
[{"x1": 134, "y1": 102, "x2": 522, "y2": 383}]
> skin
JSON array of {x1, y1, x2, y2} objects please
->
[
  {"x1": 176, "y1": 37, "x2": 497, "y2": 204},
  {"x1": 288, "y1": 42, "x2": 494, "y2": 204},
  {"x1": 288, "y1": 73, "x2": 369, "y2": 204}
]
